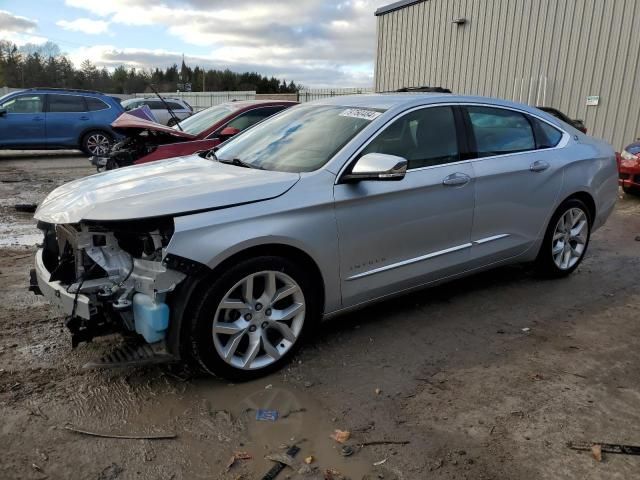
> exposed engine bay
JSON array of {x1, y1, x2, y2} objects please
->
[
  {"x1": 36, "y1": 218, "x2": 186, "y2": 347},
  {"x1": 94, "y1": 131, "x2": 190, "y2": 170}
]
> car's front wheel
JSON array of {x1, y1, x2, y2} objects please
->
[
  {"x1": 536, "y1": 198, "x2": 591, "y2": 277},
  {"x1": 188, "y1": 256, "x2": 319, "y2": 380},
  {"x1": 81, "y1": 130, "x2": 113, "y2": 156}
]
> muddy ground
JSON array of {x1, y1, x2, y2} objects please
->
[{"x1": 1, "y1": 150, "x2": 640, "y2": 480}]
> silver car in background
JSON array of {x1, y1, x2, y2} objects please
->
[{"x1": 32, "y1": 93, "x2": 618, "y2": 380}]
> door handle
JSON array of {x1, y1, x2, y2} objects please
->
[
  {"x1": 442, "y1": 173, "x2": 471, "y2": 186},
  {"x1": 530, "y1": 160, "x2": 550, "y2": 172},
  {"x1": 79, "y1": 116, "x2": 90, "y2": 121},
  {"x1": 32, "y1": 116, "x2": 44, "y2": 122}
]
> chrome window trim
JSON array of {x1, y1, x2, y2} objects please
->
[
  {"x1": 334, "y1": 102, "x2": 571, "y2": 183},
  {"x1": 345, "y1": 233, "x2": 511, "y2": 281}
]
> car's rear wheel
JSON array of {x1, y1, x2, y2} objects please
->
[
  {"x1": 81, "y1": 130, "x2": 113, "y2": 156},
  {"x1": 535, "y1": 198, "x2": 591, "y2": 277},
  {"x1": 188, "y1": 256, "x2": 319, "y2": 381},
  {"x1": 622, "y1": 185, "x2": 640, "y2": 196},
  {"x1": 167, "y1": 118, "x2": 179, "y2": 127}
]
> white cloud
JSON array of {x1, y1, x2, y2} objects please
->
[
  {"x1": 62, "y1": 0, "x2": 377, "y2": 87},
  {"x1": 0, "y1": 10, "x2": 45, "y2": 46},
  {"x1": 57, "y1": 18, "x2": 110, "y2": 35},
  {"x1": 0, "y1": 10, "x2": 37, "y2": 32}
]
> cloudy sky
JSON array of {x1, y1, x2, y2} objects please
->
[{"x1": 0, "y1": 0, "x2": 384, "y2": 87}]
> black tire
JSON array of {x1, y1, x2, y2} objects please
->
[
  {"x1": 188, "y1": 256, "x2": 320, "y2": 381},
  {"x1": 535, "y1": 198, "x2": 592, "y2": 278},
  {"x1": 622, "y1": 185, "x2": 640, "y2": 196},
  {"x1": 81, "y1": 130, "x2": 113, "y2": 156},
  {"x1": 167, "y1": 118, "x2": 178, "y2": 127}
]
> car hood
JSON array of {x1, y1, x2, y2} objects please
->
[
  {"x1": 625, "y1": 141, "x2": 640, "y2": 155},
  {"x1": 111, "y1": 112, "x2": 197, "y2": 139},
  {"x1": 35, "y1": 156, "x2": 300, "y2": 223}
]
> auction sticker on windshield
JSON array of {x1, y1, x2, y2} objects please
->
[{"x1": 339, "y1": 108, "x2": 382, "y2": 121}]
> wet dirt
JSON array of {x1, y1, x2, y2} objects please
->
[{"x1": 2, "y1": 152, "x2": 640, "y2": 479}]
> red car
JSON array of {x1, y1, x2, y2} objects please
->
[
  {"x1": 92, "y1": 100, "x2": 297, "y2": 169},
  {"x1": 617, "y1": 140, "x2": 640, "y2": 194}
]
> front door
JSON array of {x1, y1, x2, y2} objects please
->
[
  {"x1": 0, "y1": 94, "x2": 46, "y2": 147},
  {"x1": 334, "y1": 105, "x2": 476, "y2": 307}
]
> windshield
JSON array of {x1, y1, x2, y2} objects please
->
[
  {"x1": 215, "y1": 104, "x2": 383, "y2": 172},
  {"x1": 177, "y1": 104, "x2": 234, "y2": 135}
]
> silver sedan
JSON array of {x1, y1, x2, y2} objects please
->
[{"x1": 33, "y1": 93, "x2": 618, "y2": 379}]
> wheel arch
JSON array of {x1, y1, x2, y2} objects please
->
[
  {"x1": 561, "y1": 191, "x2": 596, "y2": 224},
  {"x1": 165, "y1": 242, "x2": 326, "y2": 360}
]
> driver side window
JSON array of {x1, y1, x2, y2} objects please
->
[
  {"x1": 358, "y1": 106, "x2": 459, "y2": 169},
  {"x1": 1, "y1": 94, "x2": 44, "y2": 114}
]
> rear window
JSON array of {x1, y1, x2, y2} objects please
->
[
  {"x1": 166, "y1": 101, "x2": 184, "y2": 110},
  {"x1": 85, "y1": 97, "x2": 109, "y2": 111},
  {"x1": 530, "y1": 116, "x2": 563, "y2": 149},
  {"x1": 48, "y1": 94, "x2": 86, "y2": 113},
  {"x1": 467, "y1": 106, "x2": 535, "y2": 157}
]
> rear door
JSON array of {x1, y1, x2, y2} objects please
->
[
  {"x1": 333, "y1": 105, "x2": 476, "y2": 307},
  {"x1": 0, "y1": 94, "x2": 46, "y2": 147},
  {"x1": 45, "y1": 94, "x2": 91, "y2": 147},
  {"x1": 463, "y1": 105, "x2": 566, "y2": 265}
]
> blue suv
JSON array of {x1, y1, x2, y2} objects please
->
[{"x1": 0, "y1": 88, "x2": 124, "y2": 156}]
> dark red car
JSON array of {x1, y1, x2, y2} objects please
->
[
  {"x1": 617, "y1": 140, "x2": 640, "y2": 195},
  {"x1": 92, "y1": 100, "x2": 297, "y2": 169}
]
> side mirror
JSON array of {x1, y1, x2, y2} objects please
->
[
  {"x1": 342, "y1": 153, "x2": 408, "y2": 182},
  {"x1": 0, "y1": 109, "x2": 7, "y2": 117},
  {"x1": 219, "y1": 126, "x2": 240, "y2": 137}
]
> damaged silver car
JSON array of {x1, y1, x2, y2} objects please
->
[{"x1": 32, "y1": 94, "x2": 618, "y2": 380}]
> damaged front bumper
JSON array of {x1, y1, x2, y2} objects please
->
[
  {"x1": 32, "y1": 221, "x2": 186, "y2": 350},
  {"x1": 34, "y1": 248, "x2": 93, "y2": 319}
]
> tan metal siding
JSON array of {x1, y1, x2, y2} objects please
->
[{"x1": 375, "y1": 0, "x2": 640, "y2": 148}]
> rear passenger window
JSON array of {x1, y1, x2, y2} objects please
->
[
  {"x1": 530, "y1": 117, "x2": 563, "y2": 149},
  {"x1": 144, "y1": 100, "x2": 165, "y2": 109},
  {"x1": 359, "y1": 106, "x2": 459, "y2": 169},
  {"x1": 467, "y1": 106, "x2": 535, "y2": 157},
  {"x1": 48, "y1": 94, "x2": 86, "y2": 113},
  {"x1": 85, "y1": 97, "x2": 109, "y2": 111},
  {"x1": 166, "y1": 102, "x2": 184, "y2": 110}
]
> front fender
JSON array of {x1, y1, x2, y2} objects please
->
[{"x1": 166, "y1": 171, "x2": 342, "y2": 313}]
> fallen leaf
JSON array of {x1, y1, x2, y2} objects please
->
[
  {"x1": 592, "y1": 444, "x2": 602, "y2": 462},
  {"x1": 330, "y1": 429, "x2": 351, "y2": 443},
  {"x1": 225, "y1": 451, "x2": 252, "y2": 471},
  {"x1": 304, "y1": 456, "x2": 314, "y2": 464},
  {"x1": 373, "y1": 458, "x2": 387, "y2": 466},
  {"x1": 375, "y1": 388, "x2": 381, "y2": 395}
]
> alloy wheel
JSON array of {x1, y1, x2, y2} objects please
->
[
  {"x1": 551, "y1": 207, "x2": 588, "y2": 270},
  {"x1": 86, "y1": 133, "x2": 111, "y2": 155},
  {"x1": 212, "y1": 270, "x2": 305, "y2": 370}
]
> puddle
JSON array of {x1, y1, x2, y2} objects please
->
[
  {"x1": 193, "y1": 380, "x2": 374, "y2": 477},
  {"x1": 60, "y1": 375, "x2": 375, "y2": 479},
  {"x1": 0, "y1": 222, "x2": 41, "y2": 246}
]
